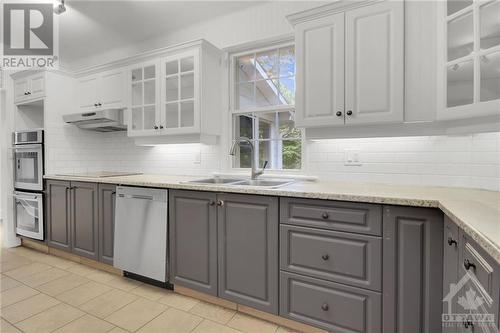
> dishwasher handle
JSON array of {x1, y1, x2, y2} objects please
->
[{"x1": 118, "y1": 194, "x2": 154, "y2": 201}]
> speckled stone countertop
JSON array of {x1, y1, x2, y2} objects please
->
[{"x1": 44, "y1": 174, "x2": 500, "y2": 264}]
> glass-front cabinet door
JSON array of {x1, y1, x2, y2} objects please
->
[
  {"x1": 161, "y1": 50, "x2": 200, "y2": 133},
  {"x1": 438, "y1": 0, "x2": 500, "y2": 120},
  {"x1": 128, "y1": 62, "x2": 160, "y2": 136}
]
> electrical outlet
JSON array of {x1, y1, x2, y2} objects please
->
[{"x1": 344, "y1": 149, "x2": 361, "y2": 166}]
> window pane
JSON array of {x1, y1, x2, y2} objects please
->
[
  {"x1": 236, "y1": 82, "x2": 254, "y2": 110},
  {"x1": 258, "y1": 141, "x2": 271, "y2": 168},
  {"x1": 259, "y1": 116, "x2": 272, "y2": 139},
  {"x1": 447, "y1": 59, "x2": 474, "y2": 107},
  {"x1": 165, "y1": 103, "x2": 178, "y2": 128},
  {"x1": 447, "y1": 0, "x2": 472, "y2": 16},
  {"x1": 144, "y1": 65, "x2": 155, "y2": 79},
  {"x1": 132, "y1": 68, "x2": 142, "y2": 81},
  {"x1": 181, "y1": 73, "x2": 194, "y2": 100},
  {"x1": 278, "y1": 77, "x2": 295, "y2": 105},
  {"x1": 144, "y1": 106, "x2": 156, "y2": 130},
  {"x1": 480, "y1": 51, "x2": 500, "y2": 102},
  {"x1": 166, "y1": 61, "x2": 178, "y2": 76},
  {"x1": 132, "y1": 83, "x2": 142, "y2": 106},
  {"x1": 256, "y1": 79, "x2": 278, "y2": 107},
  {"x1": 181, "y1": 57, "x2": 194, "y2": 72},
  {"x1": 236, "y1": 54, "x2": 255, "y2": 82},
  {"x1": 278, "y1": 111, "x2": 301, "y2": 140},
  {"x1": 448, "y1": 11, "x2": 474, "y2": 61},
  {"x1": 144, "y1": 80, "x2": 155, "y2": 105},
  {"x1": 256, "y1": 49, "x2": 278, "y2": 79},
  {"x1": 166, "y1": 76, "x2": 178, "y2": 102},
  {"x1": 131, "y1": 107, "x2": 142, "y2": 130},
  {"x1": 282, "y1": 140, "x2": 302, "y2": 169},
  {"x1": 279, "y1": 46, "x2": 295, "y2": 77},
  {"x1": 180, "y1": 101, "x2": 194, "y2": 127},
  {"x1": 234, "y1": 115, "x2": 253, "y2": 139},
  {"x1": 480, "y1": 2, "x2": 500, "y2": 50},
  {"x1": 237, "y1": 145, "x2": 252, "y2": 169}
]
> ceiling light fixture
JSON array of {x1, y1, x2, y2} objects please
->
[{"x1": 53, "y1": 0, "x2": 66, "y2": 15}]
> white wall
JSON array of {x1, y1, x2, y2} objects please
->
[
  {"x1": 42, "y1": 1, "x2": 500, "y2": 192},
  {"x1": 67, "y1": 1, "x2": 326, "y2": 70}
]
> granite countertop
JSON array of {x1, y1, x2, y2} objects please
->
[{"x1": 44, "y1": 174, "x2": 500, "y2": 264}]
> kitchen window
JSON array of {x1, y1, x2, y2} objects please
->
[{"x1": 230, "y1": 43, "x2": 303, "y2": 170}]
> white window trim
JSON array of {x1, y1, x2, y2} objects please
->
[{"x1": 226, "y1": 38, "x2": 306, "y2": 173}]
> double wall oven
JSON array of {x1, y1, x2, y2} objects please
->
[{"x1": 12, "y1": 129, "x2": 44, "y2": 240}]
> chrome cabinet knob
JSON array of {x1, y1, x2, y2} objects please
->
[
  {"x1": 336, "y1": 111, "x2": 342, "y2": 117},
  {"x1": 321, "y1": 303, "x2": 329, "y2": 311},
  {"x1": 346, "y1": 110, "x2": 353, "y2": 116},
  {"x1": 322, "y1": 212, "x2": 329, "y2": 219},
  {"x1": 321, "y1": 254, "x2": 329, "y2": 261}
]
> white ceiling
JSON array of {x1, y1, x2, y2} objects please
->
[{"x1": 59, "y1": 1, "x2": 264, "y2": 66}]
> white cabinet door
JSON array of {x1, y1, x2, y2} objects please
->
[
  {"x1": 28, "y1": 74, "x2": 45, "y2": 100},
  {"x1": 160, "y1": 50, "x2": 200, "y2": 133},
  {"x1": 295, "y1": 13, "x2": 345, "y2": 127},
  {"x1": 99, "y1": 70, "x2": 125, "y2": 108},
  {"x1": 14, "y1": 78, "x2": 29, "y2": 103},
  {"x1": 77, "y1": 75, "x2": 99, "y2": 111},
  {"x1": 128, "y1": 61, "x2": 161, "y2": 137},
  {"x1": 345, "y1": 1, "x2": 404, "y2": 125}
]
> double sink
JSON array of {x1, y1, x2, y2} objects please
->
[{"x1": 185, "y1": 177, "x2": 295, "y2": 188}]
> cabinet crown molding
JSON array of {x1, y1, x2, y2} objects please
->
[
  {"x1": 286, "y1": 0, "x2": 381, "y2": 26},
  {"x1": 73, "y1": 39, "x2": 219, "y2": 77}
]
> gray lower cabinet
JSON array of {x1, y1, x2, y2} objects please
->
[
  {"x1": 46, "y1": 180, "x2": 71, "y2": 251},
  {"x1": 169, "y1": 190, "x2": 218, "y2": 296},
  {"x1": 382, "y1": 205, "x2": 444, "y2": 333},
  {"x1": 280, "y1": 271, "x2": 382, "y2": 333},
  {"x1": 169, "y1": 190, "x2": 279, "y2": 314},
  {"x1": 217, "y1": 193, "x2": 279, "y2": 314},
  {"x1": 45, "y1": 180, "x2": 115, "y2": 264},
  {"x1": 98, "y1": 184, "x2": 116, "y2": 265},
  {"x1": 70, "y1": 182, "x2": 99, "y2": 260}
]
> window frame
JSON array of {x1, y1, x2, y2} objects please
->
[{"x1": 228, "y1": 41, "x2": 305, "y2": 172}]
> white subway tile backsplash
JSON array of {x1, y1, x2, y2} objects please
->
[{"x1": 45, "y1": 108, "x2": 500, "y2": 192}]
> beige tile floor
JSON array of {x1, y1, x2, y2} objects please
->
[{"x1": 0, "y1": 240, "x2": 298, "y2": 332}]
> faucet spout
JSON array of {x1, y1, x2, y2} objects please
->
[{"x1": 229, "y1": 137, "x2": 268, "y2": 180}]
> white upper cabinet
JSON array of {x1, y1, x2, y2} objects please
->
[
  {"x1": 14, "y1": 72, "x2": 45, "y2": 104},
  {"x1": 77, "y1": 69, "x2": 126, "y2": 112},
  {"x1": 345, "y1": 1, "x2": 404, "y2": 125},
  {"x1": 289, "y1": 1, "x2": 404, "y2": 128},
  {"x1": 437, "y1": 0, "x2": 500, "y2": 120},
  {"x1": 295, "y1": 13, "x2": 345, "y2": 127},
  {"x1": 127, "y1": 40, "x2": 223, "y2": 142}
]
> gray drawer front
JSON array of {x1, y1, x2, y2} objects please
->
[
  {"x1": 280, "y1": 225, "x2": 382, "y2": 291},
  {"x1": 280, "y1": 198, "x2": 382, "y2": 236},
  {"x1": 280, "y1": 272, "x2": 382, "y2": 333}
]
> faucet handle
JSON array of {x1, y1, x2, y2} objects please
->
[{"x1": 262, "y1": 160, "x2": 268, "y2": 170}]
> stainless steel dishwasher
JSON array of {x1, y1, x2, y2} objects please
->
[{"x1": 114, "y1": 186, "x2": 169, "y2": 284}]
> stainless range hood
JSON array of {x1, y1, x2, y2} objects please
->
[{"x1": 63, "y1": 109, "x2": 127, "y2": 132}]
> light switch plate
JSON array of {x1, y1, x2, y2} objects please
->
[{"x1": 344, "y1": 149, "x2": 361, "y2": 166}]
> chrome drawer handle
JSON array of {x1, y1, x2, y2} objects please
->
[
  {"x1": 463, "y1": 320, "x2": 473, "y2": 329},
  {"x1": 321, "y1": 303, "x2": 329, "y2": 311},
  {"x1": 447, "y1": 237, "x2": 457, "y2": 247},
  {"x1": 321, "y1": 254, "x2": 329, "y2": 261}
]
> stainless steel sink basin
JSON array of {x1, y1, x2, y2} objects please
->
[
  {"x1": 185, "y1": 178, "x2": 244, "y2": 185},
  {"x1": 183, "y1": 178, "x2": 295, "y2": 188},
  {"x1": 231, "y1": 179, "x2": 295, "y2": 188}
]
